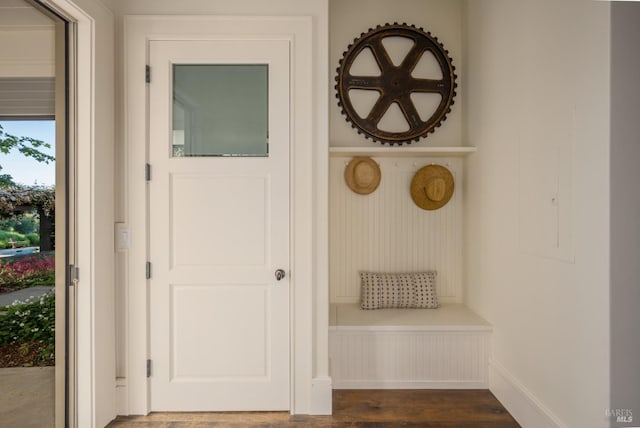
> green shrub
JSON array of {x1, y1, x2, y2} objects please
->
[
  {"x1": 0, "y1": 291, "x2": 55, "y2": 365},
  {"x1": 0, "y1": 230, "x2": 27, "y2": 249},
  {"x1": 0, "y1": 253, "x2": 55, "y2": 290},
  {"x1": 0, "y1": 215, "x2": 39, "y2": 235},
  {"x1": 0, "y1": 229, "x2": 40, "y2": 248},
  {"x1": 14, "y1": 215, "x2": 39, "y2": 235},
  {"x1": 0, "y1": 230, "x2": 24, "y2": 240},
  {"x1": 26, "y1": 233, "x2": 40, "y2": 246}
]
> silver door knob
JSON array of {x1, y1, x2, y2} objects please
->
[{"x1": 275, "y1": 269, "x2": 286, "y2": 281}]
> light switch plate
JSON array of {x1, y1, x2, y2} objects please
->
[{"x1": 115, "y1": 222, "x2": 130, "y2": 251}]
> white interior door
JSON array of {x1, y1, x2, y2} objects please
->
[{"x1": 148, "y1": 39, "x2": 290, "y2": 411}]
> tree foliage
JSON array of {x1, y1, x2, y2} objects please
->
[
  {"x1": 0, "y1": 169, "x2": 16, "y2": 187},
  {"x1": 0, "y1": 124, "x2": 55, "y2": 217},
  {"x1": 0, "y1": 184, "x2": 54, "y2": 218},
  {"x1": 0, "y1": 213, "x2": 39, "y2": 235},
  {"x1": 0, "y1": 124, "x2": 54, "y2": 166}
]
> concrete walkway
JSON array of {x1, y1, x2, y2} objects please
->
[
  {"x1": 0, "y1": 286, "x2": 56, "y2": 427},
  {"x1": 0, "y1": 286, "x2": 54, "y2": 308},
  {"x1": 0, "y1": 366, "x2": 54, "y2": 428}
]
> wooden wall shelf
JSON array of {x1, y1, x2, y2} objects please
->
[{"x1": 329, "y1": 146, "x2": 477, "y2": 158}]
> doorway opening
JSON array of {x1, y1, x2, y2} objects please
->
[
  {"x1": 0, "y1": 0, "x2": 69, "y2": 426},
  {"x1": 0, "y1": 119, "x2": 56, "y2": 425}
]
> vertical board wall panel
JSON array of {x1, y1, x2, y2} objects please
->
[
  {"x1": 330, "y1": 157, "x2": 463, "y2": 304},
  {"x1": 329, "y1": 329, "x2": 490, "y2": 389}
]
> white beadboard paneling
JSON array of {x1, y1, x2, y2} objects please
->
[
  {"x1": 0, "y1": 29, "x2": 55, "y2": 78},
  {"x1": 330, "y1": 156, "x2": 464, "y2": 303},
  {"x1": 329, "y1": 328, "x2": 490, "y2": 389}
]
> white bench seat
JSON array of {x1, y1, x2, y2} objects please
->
[
  {"x1": 329, "y1": 303, "x2": 492, "y2": 389},
  {"x1": 330, "y1": 303, "x2": 492, "y2": 331}
]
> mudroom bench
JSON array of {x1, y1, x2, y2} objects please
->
[{"x1": 329, "y1": 303, "x2": 493, "y2": 389}]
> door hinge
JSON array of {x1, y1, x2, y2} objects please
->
[
  {"x1": 146, "y1": 262, "x2": 151, "y2": 279},
  {"x1": 68, "y1": 265, "x2": 79, "y2": 286},
  {"x1": 145, "y1": 163, "x2": 151, "y2": 181},
  {"x1": 145, "y1": 65, "x2": 151, "y2": 83},
  {"x1": 146, "y1": 359, "x2": 152, "y2": 377}
]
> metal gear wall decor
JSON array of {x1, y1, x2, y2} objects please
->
[{"x1": 335, "y1": 23, "x2": 457, "y2": 145}]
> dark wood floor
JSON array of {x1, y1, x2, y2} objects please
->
[{"x1": 107, "y1": 389, "x2": 521, "y2": 427}]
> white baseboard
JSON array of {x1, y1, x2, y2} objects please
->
[
  {"x1": 310, "y1": 376, "x2": 333, "y2": 415},
  {"x1": 489, "y1": 360, "x2": 566, "y2": 428},
  {"x1": 115, "y1": 378, "x2": 128, "y2": 416}
]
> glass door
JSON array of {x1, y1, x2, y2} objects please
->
[{"x1": 0, "y1": 1, "x2": 69, "y2": 427}]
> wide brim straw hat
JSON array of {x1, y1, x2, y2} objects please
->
[
  {"x1": 410, "y1": 164, "x2": 454, "y2": 210},
  {"x1": 344, "y1": 156, "x2": 381, "y2": 195}
]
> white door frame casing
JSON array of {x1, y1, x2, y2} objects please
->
[
  {"x1": 124, "y1": 15, "x2": 330, "y2": 415},
  {"x1": 38, "y1": 0, "x2": 116, "y2": 427}
]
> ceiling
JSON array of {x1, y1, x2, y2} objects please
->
[{"x1": 0, "y1": 0, "x2": 55, "y2": 28}]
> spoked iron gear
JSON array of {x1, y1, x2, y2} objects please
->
[{"x1": 335, "y1": 23, "x2": 457, "y2": 145}]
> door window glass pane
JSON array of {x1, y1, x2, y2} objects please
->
[{"x1": 172, "y1": 64, "x2": 268, "y2": 157}]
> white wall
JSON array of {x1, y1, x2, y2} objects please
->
[
  {"x1": 464, "y1": 1, "x2": 611, "y2": 427},
  {"x1": 62, "y1": 0, "x2": 116, "y2": 426},
  {"x1": 610, "y1": 3, "x2": 640, "y2": 426},
  {"x1": 330, "y1": 0, "x2": 464, "y2": 148},
  {"x1": 86, "y1": 2, "x2": 115, "y2": 424}
]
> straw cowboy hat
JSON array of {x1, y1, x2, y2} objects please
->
[
  {"x1": 410, "y1": 164, "x2": 454, "y2": 210},
  {"x1": 344, "y1": 156, "x2": 381, "y2": 195}
]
